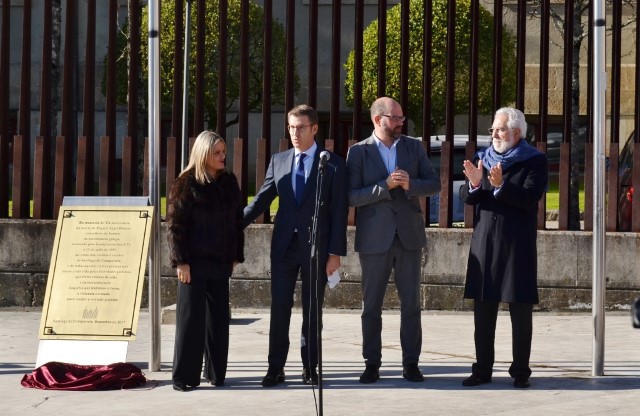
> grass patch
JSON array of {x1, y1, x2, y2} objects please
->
[
  {"x1": 8, "y1": 185, "x2": 577, "y2": 219},
  {"x1": 8, "y1": 198, "x2": 168, "y2": 218},
  {"x1": 246, "y1": 196, "x2": 279, "y2": 216},
  {"x1": 545, "y1": 180, "x2": 585, "y2": 212},
  {"x1": 9, "y1": 196, "x2": 278, "y2": 218}
]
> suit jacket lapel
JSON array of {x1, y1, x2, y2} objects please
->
[
  {"x1": 300, "y1": 147, "x2": 320, "y2": 204},
  {"x1": 280, "y1": 149, "x2": 296, "y2": 202},
  {"x1": 363, "y1": 135, "x2": 389, "y2": 175}
]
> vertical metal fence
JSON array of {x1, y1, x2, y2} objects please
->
[{"x1": 0, "y1": 0, "x2": 638, "y2": 232}]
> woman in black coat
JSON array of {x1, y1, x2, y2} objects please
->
[{"x1": 166, "y1": 131, "x2": 244, "y2": 391}]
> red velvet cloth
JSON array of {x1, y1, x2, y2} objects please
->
[{"x1": 21, "y1": 361, "x2": 146, "y2": 390}]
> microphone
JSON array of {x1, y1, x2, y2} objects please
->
[{"x1": 319, "y1": 151, "x2": 330, "y2": 168}]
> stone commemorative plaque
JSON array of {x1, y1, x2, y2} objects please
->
[{"x1": 39, "y1": 206, "x2": 154, "y2": 340}]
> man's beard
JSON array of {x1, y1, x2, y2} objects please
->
[
  {"x1": 382, "y1": 124, "x2": 402, "y2": 140},
  {"x1": 493, "y1": 137, "x2": 515, "y2": 153}
]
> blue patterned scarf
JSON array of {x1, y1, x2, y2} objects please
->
[{"x1": 477, "y1": 140, "x2": 543, "y2": 172}]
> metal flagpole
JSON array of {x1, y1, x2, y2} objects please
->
[
  {"x1": 591, "y1": 0, "x2": 606, "y2": 377},
  {"x1": 181, "y1": 0, "x2": 192, "y2": 170},
  {"x1": 148, "y1": 0, "x2": 162, "y2": 372}
]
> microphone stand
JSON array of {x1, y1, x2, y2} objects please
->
[{"x1": 309, "y1": 159, "x2": 327, "y2": 416}]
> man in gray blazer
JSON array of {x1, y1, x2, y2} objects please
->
[
  {"x1": 244, "y1": 105, "x2": 348, "y2": 387},
  {"x1": 346, "y1": 97, "x2": 440, "y2": 383}
]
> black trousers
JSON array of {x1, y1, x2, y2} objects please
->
[
  {"x1": 172, "y1": 275, "x2": 230, "y2": 386},
  {"x1": 472, "y1": 299, "x2": 533, "y2": 379},
  {"x1": 268, "y1": 235, "x2": 326, "y2": 370}
]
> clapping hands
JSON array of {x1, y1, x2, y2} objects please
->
[{"x1": 463, "y1": 160, "x2": 503, "y2": 189}]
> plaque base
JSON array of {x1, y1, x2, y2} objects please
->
[{"x1": 36, "y1": 340, "x2": 128, "y2": 368}]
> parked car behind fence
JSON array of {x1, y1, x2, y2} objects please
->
[
  {"x1": 618, "y1": 131, "x2": 635, "y2": 231},
  {"x1": 423, "y1": 135, "x2": 492, "y2": 224},
  {"x1": 542, "y1": 126, "x2": 587, "y2": 175},
  {"x1": 421, "y1": 129, "x2": 590, "y2": 225}
]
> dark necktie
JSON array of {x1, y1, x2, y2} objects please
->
[{"x1": 296, "y1": 153, "x2": 307, "y2": 205}]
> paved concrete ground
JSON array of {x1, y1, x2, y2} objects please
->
[{"x1": 1, "y1": 308, "x2": 640, "y2": 415}]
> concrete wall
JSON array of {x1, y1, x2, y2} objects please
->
[{"x1": 0, "y1": 219, "x2": 638, "y2": 311}]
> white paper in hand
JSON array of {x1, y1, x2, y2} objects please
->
[{"x1": 327, "y1": 270, "x2": 341, "y2": 289}]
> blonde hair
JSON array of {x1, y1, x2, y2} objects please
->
[{"x1": 180, "y1": 130, "x2": 226, "y2": 184}]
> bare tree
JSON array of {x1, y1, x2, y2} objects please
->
[
  {"x1": 51, "y1": 0, "x2": 62, "y2": 139},
  {"x1": 528, "y1": 0, "x2": 636, "y2": 230},
  {"x1": 128, "y1": 0, "x2": 145, "y2": 195}
]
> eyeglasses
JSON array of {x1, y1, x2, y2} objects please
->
[
  {"x1": 380, "y1": 114, "x2": 406, "y2": 122},
  {"x1": 288, "y1": 124, "x2": 313, "y2": 133},
  {"x1": 488, "y1": 127, "x2": 511, "y2": 135}
]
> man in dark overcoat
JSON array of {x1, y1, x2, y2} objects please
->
[{"x1": 460, "y1": 107, "x2": 548, "y2": 389}]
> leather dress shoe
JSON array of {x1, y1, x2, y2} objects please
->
[
  {"x1": 302, "y1": 367, "x2": 319, "y2": 385},
  {"x1": 462, "y1": 374, "x2": 492, "y2": 387},
  {"x1": 359, "y1": 365, "x2": 380, "y2": 384},
  {"x1": 261, "y1": 367, "x2": 285, "y2": 387},
  {"x1": 513, "y1": 376, "x2": 530, "y2": 388},
  {"x1": 206, "y1": 377, "x2": 224, "y2": 387},
  {"x1": 402, "y1": 364, "x2": 424, "y2": 382},
  {"x1": 172, "y1": 382, "x2": 193, "y2": 392}
]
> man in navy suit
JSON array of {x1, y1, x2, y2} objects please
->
[
  {"x1": 346, "y1": 97, "x2": 441, "y2": 383},
  {"x1": 243, "y1": 104, "x2": 348, "y2": 387}
]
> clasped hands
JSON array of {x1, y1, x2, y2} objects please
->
[
  {"x1": 386, "y1": 167, "x2": 410, "y2": 191},
  {"x1": 462, "y1": 160, "x2": 503, "y2": 189}
]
